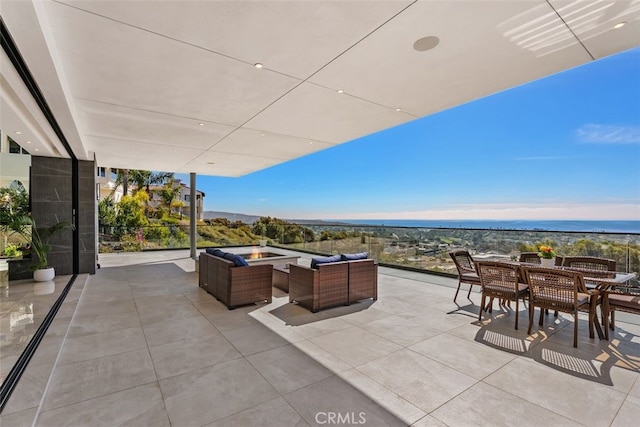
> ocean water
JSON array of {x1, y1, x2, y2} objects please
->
[{"x1": 331, "y1": 220, "x2": 640, "y2": 233}]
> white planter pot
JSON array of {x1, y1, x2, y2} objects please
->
[
  {"x1": 259, "y1": 239, "x2": 267, "y2": 247},
  {"x1": 540, "y1": 258, "x2": 555, "y2": 268},
  {"x1": 34, "y1": 267, "x2": 55, "y2": 282}
]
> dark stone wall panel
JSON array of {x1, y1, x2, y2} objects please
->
[
  {"x1": 78, "y1": 160, "x2": 96, "y2": 274},
  {"x1": 31, "y1": 158, "x2": 72, "y2": 177},
  {"x1": 31, "y1": 157, "x2": 73, "y2": 275},
  {"x1": 30, "y1": 157, "x2": 98, "y2": 275}
]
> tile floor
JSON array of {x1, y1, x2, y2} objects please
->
[{"x1": 1, "y1": 248, "x2": 638, "y2": 426}]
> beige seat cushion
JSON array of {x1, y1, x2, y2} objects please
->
[{"x1": 608, "y1": 293, "x2": 640, "y2": 311}]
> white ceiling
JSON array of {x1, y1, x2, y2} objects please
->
[{"x1": 1, "y1": 0, "x2": 639, "y2": 177}]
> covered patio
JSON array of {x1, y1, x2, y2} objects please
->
[{"x1": 1, "y1": 248, "x2": 638, "y2": 426}]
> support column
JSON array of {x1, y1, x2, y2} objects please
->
[{"x1": 190, "y1": 173, "x2": 196, "y2": 259}]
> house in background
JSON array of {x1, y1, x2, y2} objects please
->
[
  {"x1": 0, "y1": 131, "x2": 30, "y2": 190},
  {"x1": 147, "y1": 179, "x2": 205, "y2": 221},
  {"x1": 96, "y1": 166, "x2": 205, "y2": 221},
  {"x1": 95, "y1": 166, "x2": 123, "y2": 202}
]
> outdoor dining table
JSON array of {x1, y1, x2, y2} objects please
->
[{"x1": 515, "y1": 261, "x2": 638, "y2": 340}]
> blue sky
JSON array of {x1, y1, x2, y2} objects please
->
[{"x1": 179, "y1": 48, "x2": 640, "y2": 221}]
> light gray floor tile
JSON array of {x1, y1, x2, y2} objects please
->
[
  {"x1": 338, "y1": 306, "x2": 393, "y2": 326},
  {"x1": 222, "y1": 324, "x2": 290, "y2": 356},
  {"x1": 133, "y1": 292, "x2": 192, "y2": 308},
  {"x1": 431, "y1": 382, "x2": 581, "y2": 427},
  {"x1": 205, "y1": 306, "x2": 263, "y2": 331},
  {"x1": 360, "y1": 314, "x2": 443, "y2": 347},
  {"x1": 611, "y1": 395, "x2": 640, "y2": 427},
  {"x1": 149, "y1": 333, "x2": 241, "y2": 379},
  {"x1": 284, "y1": 375, "x2": 406, "y2": 426},
  {"x1": 131, "y1": 284, "x2": 183, "y2": 298},
  {"x1": 484, "y1": 356, "x2": 626, "y2": 426},
  {"x1": 57, "y1": 326, "x2": 147, "y2": 366},
  {"x1": 73, "y1": 298, "x2": 137, "y2": 317},
  {"x1": 629, "y1": 377, "x2": 640, "y2": 398},
  {"x1": 338, "y1": 369, "x2": 426, "y2": 425},
  {"x1": 67, "y1": 309, "x2": 141, "y2": 337},
  {"x1": 137, "y1": 301, "x2": 203, "y2": 326},
  {"x1": 42, "y1": 349, "x2": 157, "y2": 411},
  {"x1": 0, "y1": 408, "x2": 37, "y2": 427},
  {"x1": 409, "y1": 333, "x2": 516, "y2": 380},
  {"x1": 357, "y1": 348, "x2": 477, "y2": 413},
  {"x1": 143, "y1": 314, "x2": 220, "y2": 347},
  {"x1": 182, "y1": 287, "x2": 215, "y2": 303},
  {"x1": 247, "y1": 344, "x2": 334, "y2": 394},
  {"x1": 411, "y1": 415, "x2": 448, "y2": 427},
  {"x1": 292, "y1": 340, "x2": 353, "y2": 373},
  {"x1": 36, "y1": 383, "x2": 170, "y2": 427},
  {"x1": 2, "y1": 363, "x2": 51, "y2": 414},
  {"x1": 310, "y1": 326, "x2": 402, "y2": 367},
  {"x1": 160, "y1": 358, "x2": 279, "y2": 427},
  {"x1": 205, "y1": 397, "x2": 308, "y2": 427},
  {"x1": 191, "y1": 298, "x2": 229, "y2": 315}
]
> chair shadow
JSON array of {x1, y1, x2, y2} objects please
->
[
  {"x1": 268, "y1": 298, "x2": 376, "y2": 326},
  {"x1": 473, "y1": 311, "x2": 640, "y2": 386}
]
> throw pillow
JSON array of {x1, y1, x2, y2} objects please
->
[
  {"x1": 231, "y1": 254, "x2": 249, "y2": 267},
  {"x1": 311, "y1": 254, "x2": 343, "y2": 269},
  {"x1": 341, "y1": 252, "x2": 369, "y2": 261},
  {"x1": 206, "y1": 248, "x2": 224, "y2": 257}
]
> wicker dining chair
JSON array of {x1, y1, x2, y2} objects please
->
[
  {"x1": 519, "y1": 252, "x2": 564, "y2": 266},
  {"x1": 449, "y1": 249, "x2": 481, "y2": 303},
  {"x1": 561, "y1": 256, "x2": 616, "y2": 272},
  {"x1": 524, "y1": 267, "x2": 594, "y2": 348},
  {"x1": 602, "y1": 287, "x2": 640, "y2": 340},
  {"x1": 518, "y1": 252, "x2": 540, "y2": 264},
  {"x1": 476, "y1": 261, "x2": 528, "y2": 330}
]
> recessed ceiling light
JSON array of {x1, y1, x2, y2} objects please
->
[
  {"x1": 614, "y1": 22, "x2": 626, "y2": 29},
  {"x1": 396, "y1": 108, "x2": 402, "y2": 112},
  {"x1": 254, "y1": 63, "x2": 263, "y2": 69},
  {"x1": 199, "y1": 123, "x2": 205, "y2": 126},
  {"x1": 413, "y1": 36, "x2": 440, "y2": 52},
  {"x1": 26, "y1": 141, "x2": 31, "y2": 144},
  {"x1": 34, "y1": 148, "x2": 39, "y2": 151},
  {"x1": 337, "y1": 89, "x2": 344, "y2": 94},
  {"x1": 15, "y1": 131, "x2": 22, "y2": 135},
  {"x1": 309, "y1": 141, "x2": 313, "y2": 144},
  {"x1": 260, "y1": 133, "x2": 265, "y2": 137}
]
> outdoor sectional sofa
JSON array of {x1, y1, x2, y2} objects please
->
[
  {"x1": 289, "y1": 253, "x2": 378, "y2": 312},
  {"x1": 198, "y1": 249, "x2": 273, "y2": 309}
]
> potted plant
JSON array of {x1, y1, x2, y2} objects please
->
[
  {"x1": 11, "y1": 215, "x2": 73, "y2": 281},
  {"x1": 538, "y1": 245, "x2": 557, "y2": 268}
]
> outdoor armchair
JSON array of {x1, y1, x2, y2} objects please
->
[
  {"x1": 524, "y1": 267, "x2": 594, "y2": 348},
  {"x1": 449, "y1": 249, "x2": 481, "y2": 302},
  {"x1": 602, "y1": 286, "x2": 640, "y2": 340},
  {"x1": 476, "y1": 261, "x2": 528, "y2": 330}
]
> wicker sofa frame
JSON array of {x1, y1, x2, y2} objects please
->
[
  {"x1": 199, "y1": 251, "x2": 273, "y2": 309},
  {"x1": 289, "y1": 258, "x2": 378, "y2": 313}
]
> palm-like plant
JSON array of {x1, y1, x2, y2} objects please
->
[{"x1": 10, "y1": 216, "x2": 73, "y2": 269}]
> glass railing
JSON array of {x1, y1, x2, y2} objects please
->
[{"x1": 98, "y1": 223, "x2": 639, "y2": 286}]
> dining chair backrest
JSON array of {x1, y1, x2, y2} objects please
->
[
  {"x1": 518, "y1": 252, "x2": 540, "y2": 264},
  {"x1": 449, "y1": 250, "x2": 476, "y2": 275},
  {"x1": 477, "y1": 261, "x2": 521, "y2": 293},
  {"x1": 561, "y1": 256, "x2": 616, "y2": 272},
  {"x1": 524, "y1": 266, "x2": 591, "y2": 347},
  {"x1": 524, "y1": 267, "x2": 587, "y2": 312}
]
